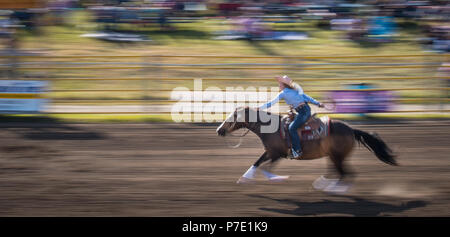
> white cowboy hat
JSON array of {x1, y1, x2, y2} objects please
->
[{"x1": 276, "y1": 75, "x2": 293, "y2": 86}]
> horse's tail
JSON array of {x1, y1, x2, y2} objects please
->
[{"x1": 353, "y1": 129, "x2": 398, "y2": 166}]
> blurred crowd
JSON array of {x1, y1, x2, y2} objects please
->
[{"x1": 0, "y1": 0, "x2": 448, "y2": 51}]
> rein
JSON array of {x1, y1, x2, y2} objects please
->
[
  {"x1": 224, "y1": 121, "x2": 256, "y2": 148},
  {"x1": 228, "y1": 117, "x2": 255, "y2": 138},
  {"x1": 228, "y1": 128, "x2": 251, "y2": 137},
  {"x1": 224, "y1": 129, "x2": 249, "y2": 149}
]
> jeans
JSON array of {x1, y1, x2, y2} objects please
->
[{"x1": 288, "y1": 104, "x2": 311, "y2": 152}]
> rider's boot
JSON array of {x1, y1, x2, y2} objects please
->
[{"x1": 291, "y1": 148, "x2": 303, "y2": 159}]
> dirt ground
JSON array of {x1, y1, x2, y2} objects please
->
[{"x1": 0, "y1": 120, "x2": 449, "y2": 216}]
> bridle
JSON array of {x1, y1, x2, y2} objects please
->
[
  {"x1": 228, "y1": 128, "x2": 251, "y2": 137},
  {"x1": 228, "y1": 125, "x2": 251, "y2": 138},
  {"x1": 227, "y1": 110, "x2": 260, "y2": 138},
  {"x1": 224, "y1": 128, "x2": 249, "y2": 148},
  {"x1": 223, "y1": 113, "x2": 257, "y2": 148}
]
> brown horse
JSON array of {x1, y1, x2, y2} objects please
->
[{"x1": 216, "y1": 107, "x2": 397, "y2": 193}]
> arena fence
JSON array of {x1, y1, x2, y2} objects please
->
[{"x1": 0, "y1": 54, "x2": 449, "y2": 115}]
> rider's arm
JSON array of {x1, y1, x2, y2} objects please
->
[
  {"x1": 302, "y1": 93, "x2": 321, "y2": 106},
  {"x1": 292, "y1": 83, "x2": 304, "y2": 95},
  {"x1": 259, "y1": 92, "x2": 283, "y2": 110}
]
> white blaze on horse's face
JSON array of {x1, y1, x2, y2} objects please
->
[
  {"x1": 216, "y1": 110, "x2": 236, "y2": 136},
  {"x1": 216, "y1": 108, "x2": 246, "y2": 136},
  {"x1": 225, "y1": 110, "x2": 236, "y2": 123}
]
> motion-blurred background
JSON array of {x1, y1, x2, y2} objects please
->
[
  {"x1": 0, "y1": 0, "x2": 448, "y2": 119},
  {"x1": 0, "y1": 0, "x2": 448, "y2": 217}
]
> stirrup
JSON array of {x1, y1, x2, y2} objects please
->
[{"x1": 290, "y1": 149, "x2": 303, "y2": 160}]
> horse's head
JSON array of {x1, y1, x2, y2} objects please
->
[{"x1": 216, "y1": 106, "x2": 254, "y2": 136}]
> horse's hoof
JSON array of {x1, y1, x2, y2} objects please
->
[
  {"x1": 236, "y1": 177, "x2": 256, "y2": 184},
  {"x1": 268, "y1": 175, "x2": 290, "y2": 182},
  {"x1": 312, "y1": 176, "x2": 338, "y2": 190},
  {"x1": 323, "y1": 181, "x2": 351, "y2": 194}
]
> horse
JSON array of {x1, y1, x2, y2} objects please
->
[{"x1": 216, "y1": 106, "x2": 397, "y2": 193}]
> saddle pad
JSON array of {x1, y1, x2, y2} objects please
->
[
  {"x1": 299, "y1": 116, "x2": 330, "y2": 141},
  {"x1": 280, "y1": 115, "x2": 330, "y2": 143}
]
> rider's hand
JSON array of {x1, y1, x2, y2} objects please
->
[{"x1": 319, "y1": 103, "x2": 325, "y2": 108}]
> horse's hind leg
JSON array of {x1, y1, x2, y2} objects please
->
[
  {"x1": 330, "y1": 153, "x2": 347, "y2": 179},
  {"x1": 312, "y1": 158, "x2": 340, "y2": 191},
  {"x1": 330, "y1": 151, "x2": 356, "y2": 182},
  {"x1": 322, "y1": 152, "x2": 353, "y2": 193}
]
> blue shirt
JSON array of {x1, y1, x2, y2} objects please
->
[{"x1": 259, "y1": 87, "x2": 320, "y2": 110}]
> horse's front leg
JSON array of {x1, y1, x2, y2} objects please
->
[
  {"x1": 237, "y1": 151, "x2": 269, "y2": 184},
  {"x1": 237, "y1": 152, "x2": 289, "y2": 184},
  {"x1": 259, "y1": 153, "x2": 290, "y2": 182}
]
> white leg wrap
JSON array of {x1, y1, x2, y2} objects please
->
[
  {"x1": 262, "y1": 169, "x2": 290, "y2": 182},
  {"x1": 261, "y1": 169, "x2": 277, "y2": 179},
  {"x1": 242, "y1": 165, "x2": 257, "y2": 179}
]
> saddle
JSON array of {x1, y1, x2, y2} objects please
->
[{"x1": 280, "y1": 108, "x2": 330, "y2": 149}]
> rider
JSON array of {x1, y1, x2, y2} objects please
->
[{"x1": 258, "y1": 75, "x2": 324, "y2": 159}]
